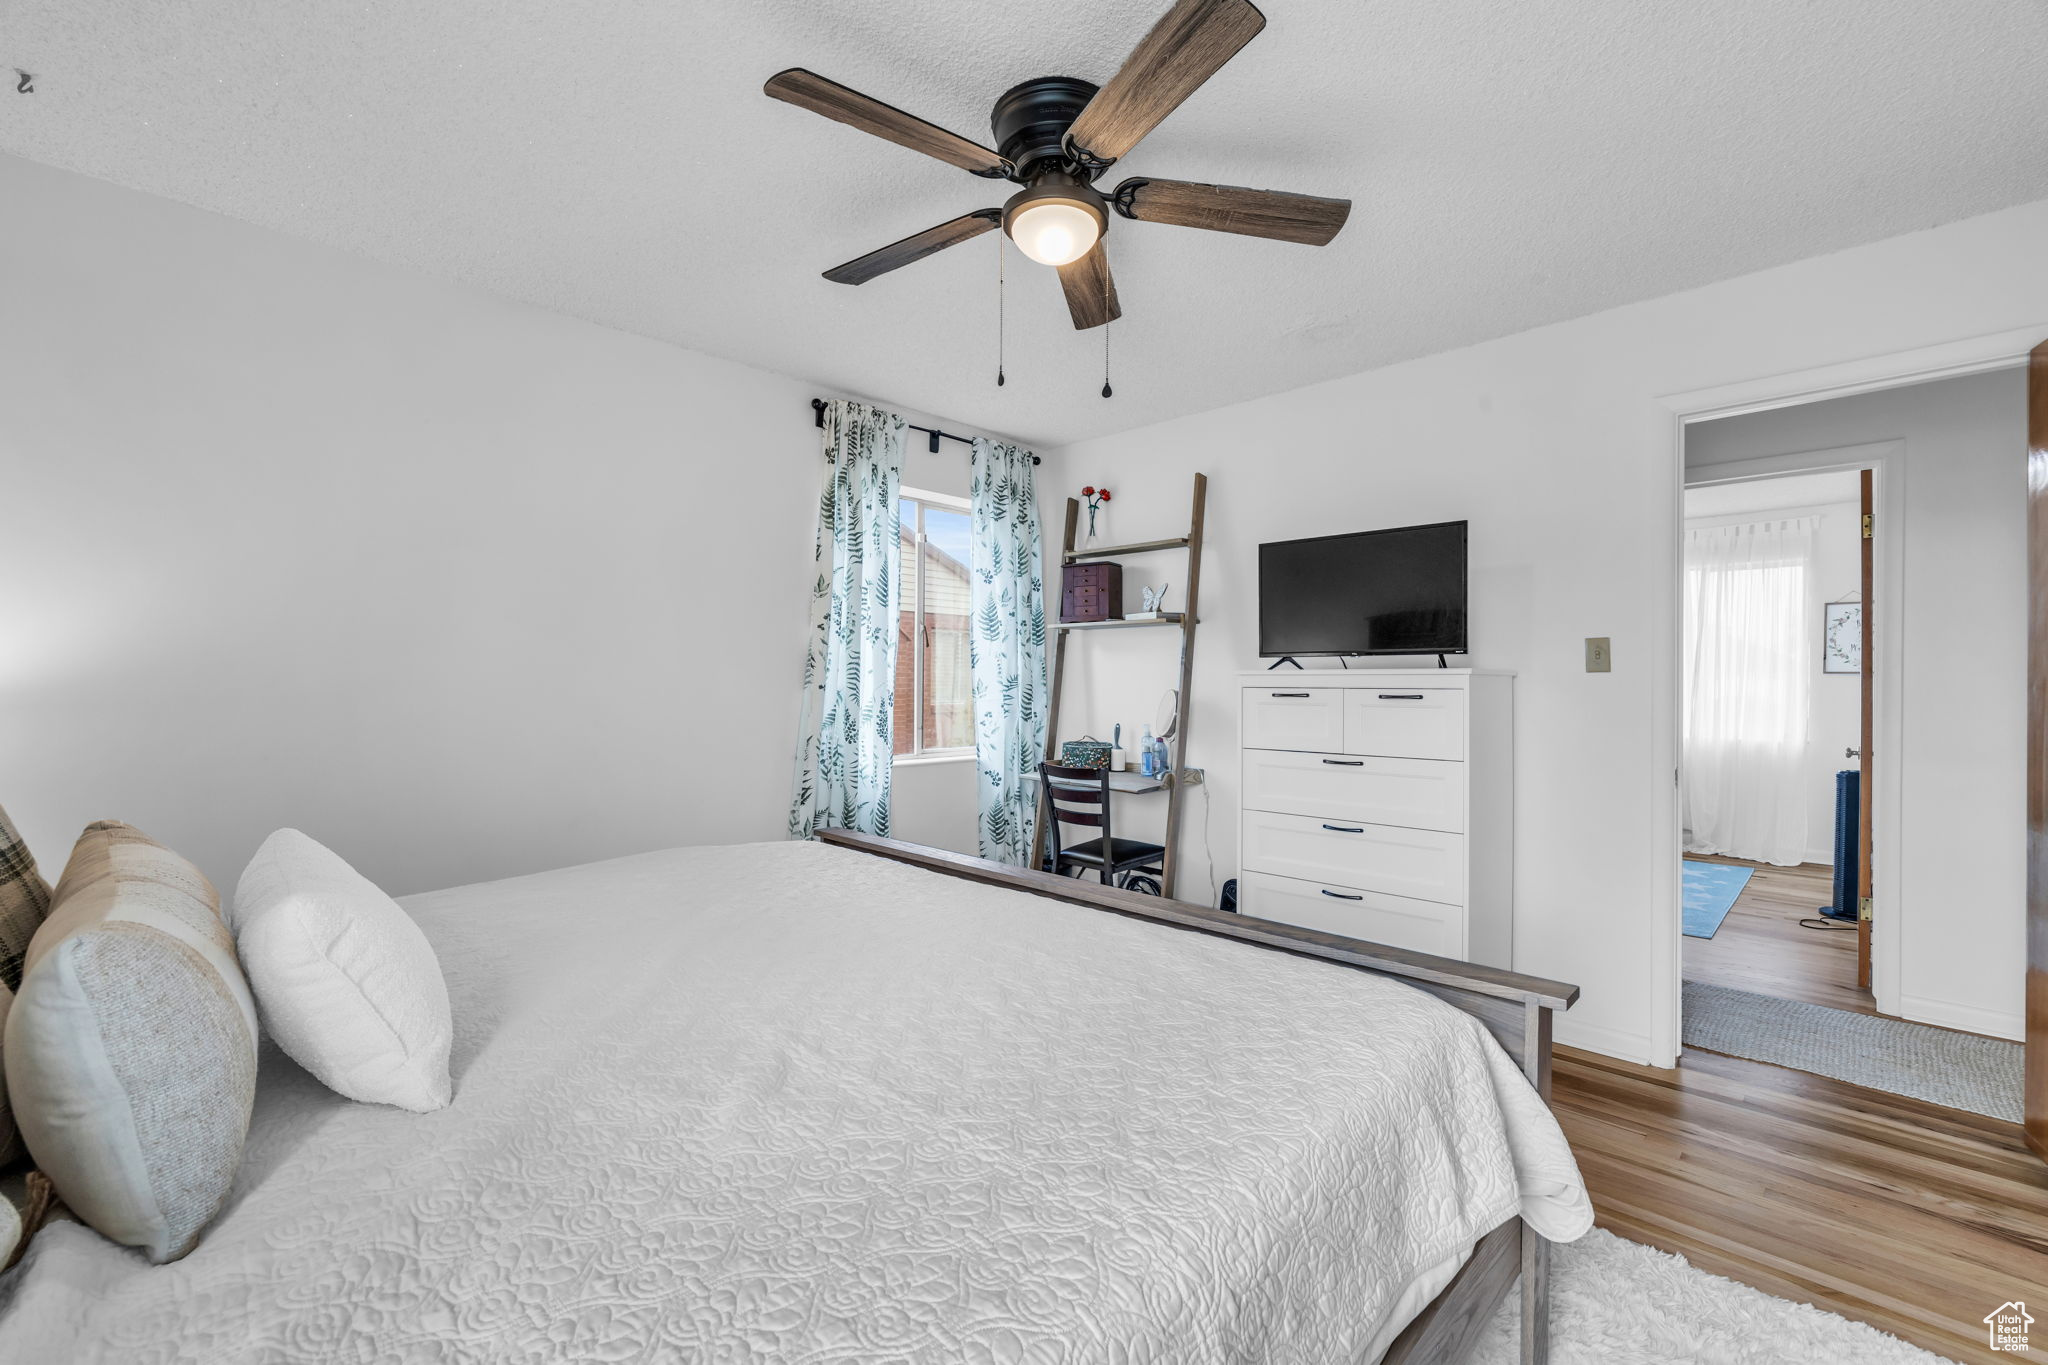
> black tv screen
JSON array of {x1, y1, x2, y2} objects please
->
[{"x1": 1259, "y1": 521, "x2": 1468, "y2": 658}]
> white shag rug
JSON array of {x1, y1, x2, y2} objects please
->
[{"x1": 1465, "y1": 1229, "x2": 1958, "y2": 1364}]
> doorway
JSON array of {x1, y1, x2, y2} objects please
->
[
  {"x1": 1677, "y1": 466, "x2": 1875, "y2": 1016},
  {"x1": 1671, "y1": 365, "x2": 2033, "y2": 1070}
]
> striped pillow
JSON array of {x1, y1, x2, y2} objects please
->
[
  {"x1": 0, "y1": 803, "x2": 50, "y2": 993},
  {"x1": 0, "y1": 1168, "x2": 58, "y2": 1273},
  {"x1": 5, "y1": 822, "x2": 258, "y2": 1262}
]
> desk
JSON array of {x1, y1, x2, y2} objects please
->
[{"x1": 1025, "y1": 769, "x2": 1173, "y2": 796}]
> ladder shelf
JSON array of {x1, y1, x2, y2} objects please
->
[
  {"x1": 1053, "y1": 613, "x2": 1187, "y2": 631},
  {"x1": 1032, "y1": 472, "x2": 1207, "y2": 899},
  {"x1": 1065, "y1": 536, "x2": 1191, "y2": 563}
]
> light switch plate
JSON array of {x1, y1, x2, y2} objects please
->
[{"x1": 1585, "y1": 637, "x2": 1612, "y2": 672}]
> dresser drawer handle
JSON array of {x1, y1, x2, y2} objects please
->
[
  {"x1": 1321, "y1": 823, "x2": 1364, "y2": 833},
  {"x1": 1271, "y1": 691, "x2": 1311, "y2": 698},
  {"x1": 1320, "y1": 758, "x2": 1364, "y2": 766},
  {"x1": 1320, "y1": 889, "x2": 1363, "y2": 900},
  {"x1": 1377, "y1": 693, "x2": 1425, "y2": 701}
]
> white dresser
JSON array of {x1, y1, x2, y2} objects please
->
[{"x1": 1236, "y1": 669, "x2": 1513, "y2": 968}]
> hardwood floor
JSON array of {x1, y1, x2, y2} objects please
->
[
  {"x1": 1553, "y1": 1045, "x2": 2048, "y2": 1364},
  {"x1": 1683, "y1": 853, "x2": 1877, "y2": 1016},
  {"x1": 1604, "y1": 853, "x2": 2046, "y2": 1358}
]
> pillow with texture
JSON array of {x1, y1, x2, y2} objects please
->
[
  {"x1": 0, "y1": 981, "x2": 19, "y2": 1170},
  {"x1": 232, "y1": 829, "x2": 452, "y2": 1112},
  {"x1": 0, "y1": 802, "x2": 51, "y2": 992},
  {"x1": 4, "y1": 821, "x2": 257, "y2": 1263}
]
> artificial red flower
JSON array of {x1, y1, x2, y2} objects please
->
[
  {"x1": 1081, "y1": 486, "x2": 1095, "y2": 497},
  {"x1": 1098, "y1": 489, "x2": 1112, "y2": 502}
]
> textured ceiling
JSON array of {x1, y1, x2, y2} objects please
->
[{"x1": 4, "y1": 1, "x2": 2046, "y2": 448}]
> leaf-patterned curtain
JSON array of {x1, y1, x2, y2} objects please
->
[
  {"x1": 789, "y1": 401, "x2": 907, "y2": 840},
  {"x1": 968, "y1": 437, "x2": 1048, "y2": 864}
]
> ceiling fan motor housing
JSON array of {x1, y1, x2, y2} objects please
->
[{"x1": 991, "y1": 76, "x2": 1101, "y2": 181}]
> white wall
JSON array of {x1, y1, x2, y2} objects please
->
[
  {"x1": 889, "y1": 757, "x2": 981, "y2": 858},
  {"x1": 1685, "y1": 370, "x2": 2028, "y2": 1038},
  {"x1": 1681, "y1": 487, "x2": 1864, "y2": 866},
  {"x1": 1041, "y1": 196, "x2": 2048, "y2": 1063},
  {"x1": 0, "y1": 154, "x2": 996, "y2": 895}
]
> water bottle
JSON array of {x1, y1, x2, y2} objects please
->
[{"x1": 1139, "y1": 726, "x2": 1156, "y2": 778}]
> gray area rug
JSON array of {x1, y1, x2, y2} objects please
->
[
  {"x1": 1469, "y1": 1228, "x2": 1956, "y2": 1364},
  {"x1": 1682, "y1": 981, "x2": 2023, "y2": 1122}
]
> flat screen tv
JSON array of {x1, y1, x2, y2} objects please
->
[{"x1": 1259, "y1": 520, "x2": 1468, "y2": 658}]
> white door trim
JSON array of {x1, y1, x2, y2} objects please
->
[
  {"x1": 1660, "y1": 325, "x2": 2044, "y2": 424},
  {"x1": 1643, "y1": 323, "x2": 2043, "y2": 1068}
]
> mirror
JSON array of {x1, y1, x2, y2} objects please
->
[{"x1": 1154, "y1": 689, "x2": 1179, "y2": 741}]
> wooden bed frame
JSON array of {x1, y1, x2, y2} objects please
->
[{"x1": 820, "y1": 829, "x2": 1579, "y2": 1365}]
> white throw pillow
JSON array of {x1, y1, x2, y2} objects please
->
[{"x1": 233, "y1": 830, "x2": 452, "y2": 1112}]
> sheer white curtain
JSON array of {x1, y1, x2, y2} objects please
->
[{"x1": 1682, "y1": 517, "x2": 1816, "y2": 866}]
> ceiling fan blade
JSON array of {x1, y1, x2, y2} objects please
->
[
  {"x1": 1064, "y1": 0, "x2": 1266, "y2": 166},
  {"x1": 1114, "y1": 177, "x2": 1350, "y2": 245},
  {"x1": 765, "y1": 69, "x2": 1010, "y2": 177},
  {"x1": 823, "y1": 211, "x2": 1002, "y2": 286},
  {"x1": 1057, "y1": 243, "x2": 1122, "y2": 330}
]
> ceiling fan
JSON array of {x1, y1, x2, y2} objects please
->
[{"x1": 764, "y1": 0, "x2": 1350, "y2": 331}]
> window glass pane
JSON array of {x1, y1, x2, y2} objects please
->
[
  {"x1": 920, "y1": 505, "x2": 974, "y2": 751},
  {"x1": 895, "y1": 500, "x2": 918, "y2": 756}
]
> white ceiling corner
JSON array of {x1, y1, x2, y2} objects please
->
[{"x1": 4, "y1": 0, "x2": 2046, "y2": 448}]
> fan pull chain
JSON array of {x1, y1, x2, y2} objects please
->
[
  {"x1": 996, "y1": 233, "x2": 1006, "y2": 388},
  {"x1": 1101, "y1": 322, "x2": 1113, "y2": 399}
]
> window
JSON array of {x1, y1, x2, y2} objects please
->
[
  {"x1": 1679, "y1": 516, "x2": 1816, "y2": 865},
  {"x1": 895, "y1": 490, "x2": 975, "y2": 760},
  {"x1": 1683, "y1": 560, "x2": 1809, "y2": 746}
]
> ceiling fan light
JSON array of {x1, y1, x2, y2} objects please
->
[
  {"x1": 1009, "y1": 202, "x2": 1101, "y2": 267},
  {"x1": 1002, "y1": 176, "x2": 1109, "y2": 268}
]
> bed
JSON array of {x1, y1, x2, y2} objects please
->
[{"x1": 0, "y1": 832, "x2": 1588, "y2": 1364}]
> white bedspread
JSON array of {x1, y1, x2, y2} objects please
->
[{"x1": 0, "y1": 840, "x2": 1589, "y2": 1363}]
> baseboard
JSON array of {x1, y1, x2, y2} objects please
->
[
  {"x1": 1554, "y1": 1015, "x2": 1657, "y2": 1066},
  {"x1": 1896, "y1": 993, "x2": 2023, "y2": 1042},
  {"x1": 1682, "y1": 848, "x2": 1835, "y2": 872}
]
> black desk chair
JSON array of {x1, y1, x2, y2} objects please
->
[{"x1": 1038, "y1": 761, "x2": 1166, "y2": 895}]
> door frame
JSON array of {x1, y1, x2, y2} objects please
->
[
  {"x1": 1647, "y1": 323, "x2": 2044, "y2": 1067},
  {"x1": 1681, "y1": 444, "x2": 1902, "y2": 1016}
]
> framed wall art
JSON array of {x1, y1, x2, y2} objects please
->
[{"x1": 1823, "y1": 599, "x2": 1862, "y2": 674}]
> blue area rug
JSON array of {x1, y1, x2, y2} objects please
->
[{"x1": 1682, "y1": 860, "x2": 1753, "y2": 939}]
